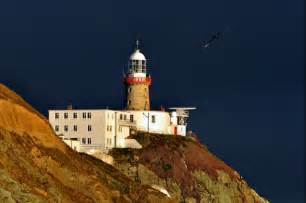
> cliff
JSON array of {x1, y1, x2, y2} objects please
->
[
  {"x1": 109, "y1": 132, "x2": 269, "y2": 203},
  {"x1": 0, "y1": 84, "x2": 171, "y2": 203},
  {"x1": 0, "y1": 83, "x2": 269, "y2": 203}
]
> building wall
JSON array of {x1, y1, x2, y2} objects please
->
[
  {"x1": 63, "y1": 139, "x2": 80, "y2": 151},
  {"x1": 48, "y1": 110, "x2": 113, "y2": 152},
  {"x1": 48, "y1": 109, "x2": 137, "y2": 152},
  {"x1": 48, "y1": 109, "x2": 186, "y2": 152},
  {"x1": 126, "y1": 84, "x2": 150, "y2": 110},
  {"x1": 127, "y1": 111, "x2": 171, "y2": 134}
]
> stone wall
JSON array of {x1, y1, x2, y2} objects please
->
[{"x1": 126, "y1": 84, "x2": 150, "y2": 110}]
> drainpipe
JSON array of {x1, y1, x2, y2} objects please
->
[{"x1": 114, "y1": 111, "x2": 117, "y2": 148}]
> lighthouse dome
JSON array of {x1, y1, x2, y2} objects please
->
[{"x1": 130, "y1": 49, "x2": 146, "y2": 61}]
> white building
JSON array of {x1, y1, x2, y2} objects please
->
[
  {"x1": 48, "y1": 108, "x2": 192, "y2": 152},
  {"x1": 48, "y1": 40, "x2": 195, "y2": 153}
]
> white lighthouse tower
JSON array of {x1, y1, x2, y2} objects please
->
[{"x1": 124, "y1": 40, "x2": 152, "y2": 110}]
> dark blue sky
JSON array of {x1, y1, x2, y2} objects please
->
[{"x1": 0, "y1": 0, "x2": 304, "y2": 202}]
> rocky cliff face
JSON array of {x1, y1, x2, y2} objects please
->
[
  {"x1": 0, "y1": 84, "x2": 171, "y2": 203},
  {"x1": 109, "y1": 133, "x2": 269, "y2": 203},
  {"x1": 0, "y1": 83, "x2": 269, "y2": 203}
]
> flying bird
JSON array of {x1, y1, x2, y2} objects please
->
[{"x1": 203, "y1": 32, "x2": 222, "y2": 48}]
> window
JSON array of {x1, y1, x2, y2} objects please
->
[
  {"x1": 73, "y1": 125, "x2": 77, "y2": 132},
  {"x1": 128, "y1": 100, "x2": 131, "y2": 105},
  {"x1": 88, "y1": 125, "x2": 92, "y2": 132},
  {"x1": 55, "y1": 113, "x2": 59, "y2": 119},
  {"x1": 128, "y1": 88, "x2": 131, "y2": 93},
  {"x1": 82, "y1": 112, "x2": 86, "y2": 119},
  {"x1": 82, "y1": 138, "x2": 86, "y2": 144},
  {"x1": 152, "y1": 115, "x2": 156, "y2": 123},
  {"x1": 130, "y1": 114, "x2": 134, "y2": 122},
  {"x1": 120, "y1": 114, "x2": 123, "y2": 120},
  {"x1": 107, "y1": 125, "x2": 113, "y2": 131},
  {"x1": 73, "y1": 113, "x2": 77, "y2": 119},
  {"x1": 124, "y1": 114, "x2": 127, "y2": 120},
  {"x1": 107, "y1": 125, "x2": 109, "y2": 131},
  {"x1": 64, "y1": 113, "x2": 68, "y2": 119},
  {"x1": 87, "y1": 112, "x2": 91, "y2": 119},
  {"x1": 64, "y1": 125, "x2": 68, "y2": 132},
  {"x1": 55, "y1": 125, "x2": 59, "y2": 132},
  {"x1": 88, "y1": 138, "x2": 91, "y2": 144}
]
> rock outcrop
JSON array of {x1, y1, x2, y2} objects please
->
[
  {"x1": 110, "y1": 133, "x2": 269, "y2": 203},
  {"x1": 0, "y1": 84, "x2": 171, "y2": 203}
]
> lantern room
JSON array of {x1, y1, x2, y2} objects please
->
[{"x1": 128, "y1": 40, "x2": 147, "y2": 76}]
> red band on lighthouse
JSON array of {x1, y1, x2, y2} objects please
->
[{"x1": 124, "y1": 76, "x2": 152, "y2": 85}]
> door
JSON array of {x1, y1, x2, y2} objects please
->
[{"x1": 174, "y1": 126, "x2": 177, "y2": 135}]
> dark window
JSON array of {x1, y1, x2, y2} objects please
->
[
  {"x1": 88, "y1": 138, "x2": 91, "y2": 144},
  {"x1": 109, "y1": 125, "x2": 112, "y2": 132},
  {"x1": 73, "y1": 125, "x2": 77, "y2": 131},
  {"x1": 130, "y1": 114, "x2": 134, "y2": 122},
  {"x1": 73, "y1": 113, "x2": 77, "y2": 119},
  {"x1": 87, "y1": 112, "x2": 91, "y2": 119},
  {"x1": 120, "y1": 114, "x2": 123, "y2": 120},
  {"x1": 88, "y1": 125, "x2": 92, "y2": 132},
  {"x1": 82, "y1": 138, "x2": 86, "y2": 144},
  {"x1": 152, "y1": 115, "x2": 156, "y2": 123},
  {"x1": 64, "y1": 125, "x2": 68, "y2": 132},
  {"x1": 55, "y1": 125, "x2": 59, "y2": 132},
  {"x1": 82, "y1": 112, "x2": 86, "y2": 119},
  {"x1": 124, "y1": 114, "x2": 127, "y2": 120},
  {"x1": 64, "y1": 113, "x2": 68, "y2": 119},
  {"x1": 55, "y1": 113, "x2": 59, "y2": 119}
]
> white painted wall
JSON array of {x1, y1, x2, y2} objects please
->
[
  {"x1": 125, "y1": 111, "x2": 171, "y2": 134},
  {"x1": 63, "y1": 139, "x2": 81, "y2": 151},
  {"x1": 48, "y1": 108, "x2": 188, "y2": 152},
  {"x1": 48, "y1": 109, "x2": 114, "y2": 152}
]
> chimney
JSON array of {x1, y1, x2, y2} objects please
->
[
  {"x1": 160, "y1": 105, "x2": 165, "y2": 112},
  {"x1": 67, "y1": 104, "x2": 73, "y2": 110}
]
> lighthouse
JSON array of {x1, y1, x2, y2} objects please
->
[
  {"x1": 48, "y1": 39, "x2": 195, "y2": 153},
  {"x1": 124, "y1": 40, "x2": 152, "y2": 110}
]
